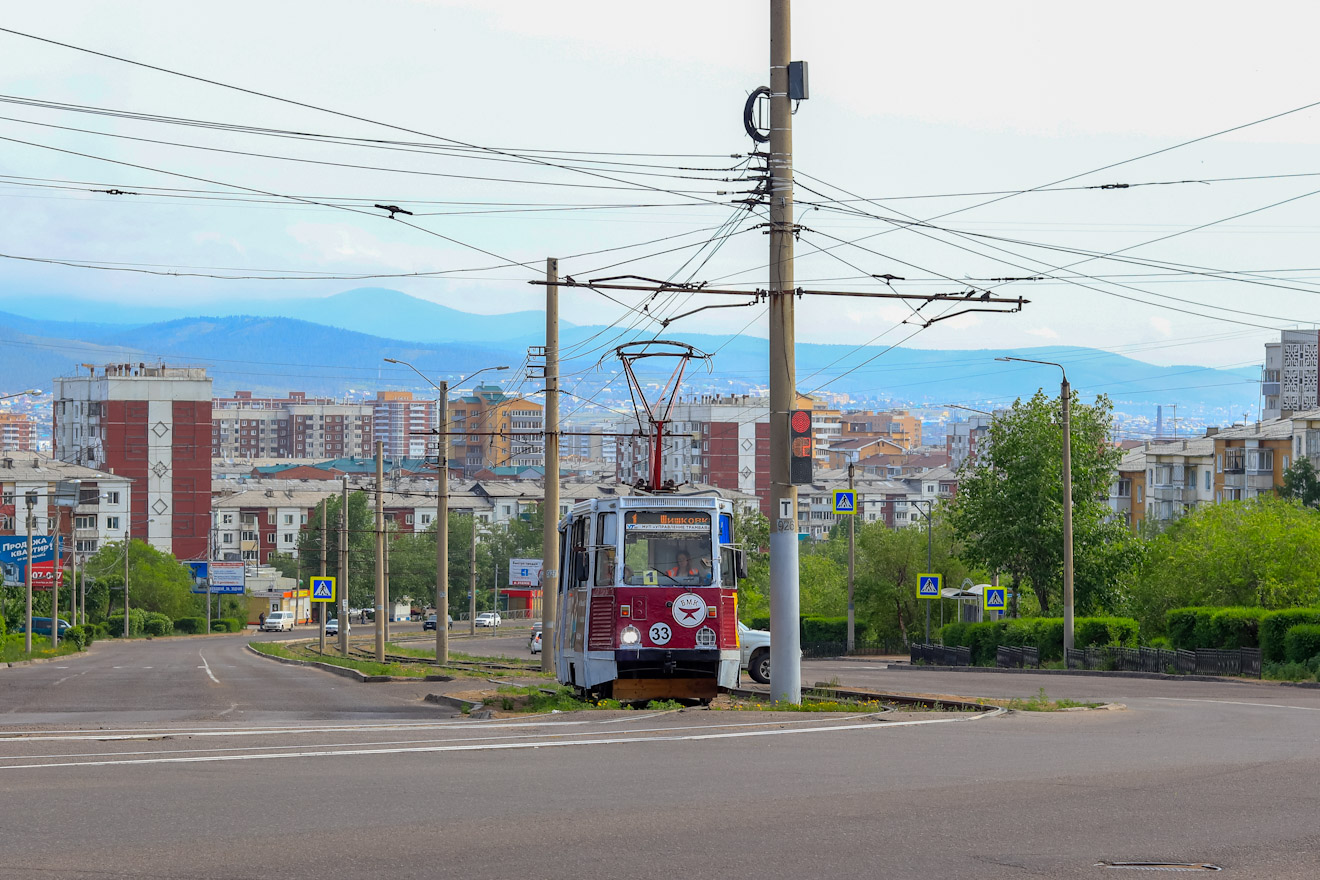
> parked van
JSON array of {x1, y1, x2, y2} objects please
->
[
  {"x1": 260, "y1": 611, "x2": 295, "y2": 632},
  {"x1": 15, "y1": 617, "x2": 72, "y2": 637}
]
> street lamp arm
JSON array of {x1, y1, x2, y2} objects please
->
[
  {"x1": 995, "y1": 356, "x2": 1067, "y2": 383},
  {"x1": 383, "y1": 358, "x2": 510, "y2": 395}
]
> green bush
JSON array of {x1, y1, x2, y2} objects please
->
[
  {"x1": 0, "y1": 610, "x2": 6, "y2": 636},
  {"x1": 62, "y1": 625, "x2": 87, "y2": 651},
  {"x1": 1075, "y1": 617, "x2": 1139, "y2": 650},
  {"x1": 1209, "y1": 607, "x2": 1268, "y2": 649},
  {"x1": 749, "y1": 616, "x2": 771, "y2": 631},
  {"x1": 939, "y1": 621, "x2": 968, "y2": 648},
  {"x1": 1261, "y1": 608, "x2": 1320, "y2": 663},
  {"x1": 1283, "y1": 624, "x2": 1320, "y2": 664},
  {"x1": 210, "y1": 619, "x2": 228, "y2": 632},
  {"x1": 174, "y1": 617, "x2": 206, "y2": 634},
  {"x1": 142, "y1": 613, "x2": 173, "y2": 637},
  {"x1": 82, "y1": 624, "x2": 96, "y2": 646},
  {"x1": 105, "y1": 608, "x2": 147, "y2": 638},
  {"x1": 801, "y1": 616, "x2": 849, "y2": 643},
  {"x1": 219, "y1": 618, "x2": 243, "y2": 633},
  {"x1": 1145, "y1": 636, "x2": 1172, "y2": 650},
  {"x1": 1263, "y1": 661, "x2": 1317, "y2": 682},
  {"x1": 1166, "y1": 607, "x2": 1216, "y2": 651},
  {"x1": 939, "y1": 616, "x2": 1138, "y2": 664}
]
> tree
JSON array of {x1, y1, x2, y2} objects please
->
[
  {"x1": 296, "y1": 492, "x2": 376, "y2": 609},
  {"x1": 1280, "y1": 457, "x2": 1320, "y2": 509},
  {"x1": 1127, "y1": 495, "x2": 1320, "y2": 634},
  {"x1": 854, "y1": 511, "x2": 975, "y2": 643},
  {"x1": 948, "y1": 389, "x2": 1125, "y2": 615},
  {"x1": 82, "y1": 539, "x2": 198, "y2": 620}
]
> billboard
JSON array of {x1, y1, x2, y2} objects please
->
[
  {"x1": 508, "y1": 558, "x2": 543, "y2": 587},
  {"x1": 0, "y1": 535, "x2": 62, "y2": 591},
  {"x1": 207, "y1": 560, "x2": 246, "y2": 595}
]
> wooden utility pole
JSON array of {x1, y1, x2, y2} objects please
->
[
  {"x1": 374, "y1": 440, "x2": 385, "y2": 662},
  {"x1": 767, "y1": 0, "x2": 801, "y2": 703},
  {"x1": 542, "y1": 257, "x2": 560, "y2": 675},
  {"x1": 469, "y1": 512, "x2": 477, "y2": 636}
]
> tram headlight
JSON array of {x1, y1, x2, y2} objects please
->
[{"x1": 620, "y1": 625, "x2": 641, "y2": 646}]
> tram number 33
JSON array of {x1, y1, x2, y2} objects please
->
[{"x1": 649, "y1": 623, "x2": 672, "y2": 646}]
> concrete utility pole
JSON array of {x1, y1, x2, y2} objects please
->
[
  {"x1": 847, "y1": 462, "x2": 856, "y2": 653},
  {"x1": 339, "y1": 476, "x2": 349, "y2": 657},
  {"x1": 123, "y1": 529, "x2": 130, "y2": 640},
  {"x1": 469, "y1": 512, "x2": 477, "y2": 636},
  {"x1": 767, "y1": 0, "x2": 801, "y2": 704},
  {"x1": 374, "y1": 440, "x2": 385, "y2": 662},
  {"x1": 23, "y1": 491, "x2": 34, "y2": 653},
  {"x1": 436, "y1": 379, "x2": 449, "y2": 664},
  {"x1": 542, "y1": 256, "x2": 560, "y2": 676},
  {"x1": 50, "y1": 498, "x2": 62, "y2": 649},
  {"x1": 319, "y1": 499, "x2": 327, "y2": 655}
]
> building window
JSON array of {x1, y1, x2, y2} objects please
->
[
  {"x1": 267, "y1": 512, "x2": 275, "y2": 525},
  {"x1": 1205, "y1": 470, "x2": 1211, "y2": 491},
  {"x1": 222, "y1": 533, "x2": 233, "y2": 543},
  {"x1": 222, "y1": 513, "x2": 234, "y2": 525},
  {"x1": 283, "y1": 514, "x2": 294, "y2": 525},
  {"x1": 104, "y1": 491, "x2": 120, "y2": 505},
  {"x1": 75, "y1": 515, "x2": 96, "y2": 529},
  {"x1": 405, "y1": 514, "x2": 414, "y2": 525},
  {"x1": 241, "y1": 530, "x2": 257, "y2": 542},
  {"x1": 106, "y1": 516, "x2": 120, "y2": 530},
  {"x1": 267, "y1": 534, "x2": 276, "y2": 544},
  {"x1": 282, "y1": 533, "x2": 295, "y2": 543}
]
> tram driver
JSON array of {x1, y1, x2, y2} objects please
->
[{"x1": 666, "y1": 550, "x2": 712, "y2": 585}]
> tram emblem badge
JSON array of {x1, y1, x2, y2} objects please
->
[{"x1": 672, "y1": 592, "x2": 708, "y2": 628}]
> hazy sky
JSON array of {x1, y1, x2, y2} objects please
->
[{"x1": 3, "y1": 0, "x2": 1319, "y2": 374}]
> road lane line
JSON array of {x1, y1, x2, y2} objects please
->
[
  {"x1": 1152, "y1": 697, "x2": 1320, "y2": 712},
  {"x1": 198, "y1": 651, "x2": 219, "y2": 684},
  {"x1": 0, "y1": 712, "x2": 999, "y2": 771}
]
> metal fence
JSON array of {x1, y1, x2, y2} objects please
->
[
  {"x1": 1064, "y1": 645, "x2": 1260, "y2": 678},
  {"x1": 802, "y1": 639, "x2": 907, "y2": 659},
  {"x1": 995, "y1": 645, "x2": 1040, "y2": 669},
  {"x1": 910, "y1": 643, "x2": 971, "y2": 666}
]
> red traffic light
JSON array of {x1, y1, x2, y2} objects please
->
[{"x1": 790, "y1": 410, "x2": 812, "y2": 434}]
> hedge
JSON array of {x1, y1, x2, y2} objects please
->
[
  {"x1": 1261, "y1": 609, "x2": 1320, "y2": 663},
  {"x1": 1166, "y1": 607, "x2": 1269, "y2": 651},
  {"x1": 749, "y1": 616, "x2": 770, "y2": 631},
  {"x1": 216, "y1": 618, "x2": 243, "y2": 633},
  {"x1": 0, "y1": 610, "x2": 6, "y2": 637},
  {"x1": 801, "y1": 616, "x2": 849, "y2": 644},
  {"x1": 106, "y1": 608, "x2": 147, "y2": 638},
  {"x1": 1284, "y1": 624, "x2": 1320, "y2": 664},
  {"x1": 939, "y1": 616, "x2": 1138, "y2": 664},
  {"x1": 1166, "y1": 607, "x2": 1217, "y2": 651},
  {"x1": 143, "y1": 613, "x2": 173, "y2": 637}
]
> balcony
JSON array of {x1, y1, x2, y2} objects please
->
[{"x1": 1149, "y1": 486, "x2": 1196, "y2": 503}]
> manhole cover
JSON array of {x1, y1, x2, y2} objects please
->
[{"x1": 1097, "y1": 862, "x2": 1221, "y2": 872}]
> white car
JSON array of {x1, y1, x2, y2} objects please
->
[
  {"x1": 260, "y1": 611, "x2": 294, "y2": 632},
  {"x1": 529, "y1": 629, "x2": 542, "y2": 654},
  {"x1": 738, "y1": 621, "x2": 772, "y2": 684},
  {"x1": 325, "y1": 618, "x2": 350, "y2": 636},
  {"x1": 475, "y1": 612, "x2": 502, "y2": 628}
]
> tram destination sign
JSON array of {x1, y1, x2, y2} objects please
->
[{"x1": 624, "y1": 511, "x2": 710, "y2": 533}]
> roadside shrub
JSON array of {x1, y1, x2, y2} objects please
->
[
  {"x1": 105, "y1": 608, "x2": 147, "y2": 638},
  {"x1": 142, "y1": 613, "x2": 173, "y2": 637},
  {"x1": 1144, "y1": 636, "x2": 1172, "y2": 650},
  {"x1": 219, "y1": 618, "x2": 243, "y2": 633},
  {"x1": 0, "y1": 610, "x2": 6, "y2": 636},
  {"x1": 1261, "y1": 608, "x2": 1320, "y2": 663},
  {"x1": 939, "y1": 621, "x2": 968, "y2": 648},
  {"x1": 174, "y1": 617, "x2": 206, "y2": 635},
  {"x1": 1209, "y1": 607, "x2": 1268, "y2": 649},
  {"x1": 82, "y1": 624, "x2": 96, "y2": 647},
  {"x1": 210, "y1": 620, "x2": 228, "y2": 632},
  {"x1": 801, "y1": 616, "x2": 848, "y2": 644},
  {"x1": 1075, "y1": 617, "x2": 1139, "y2": 650},
  {"x1": 62, "y1": 625, "x2": 87, "y2": 651},
  {"x1": 939, "y1": 616, "x2": 1137, "y2": 664},
  {"x1": 1166, "y1": 607, "x2": 1216, "y2": 651},
  {"x1": 1263, "y1": 661, "x2": 1316, "y2": 682},
  {"x1": 749, "y1": 616, "x2": 771, "y2": 631},
  {"x1": 1283, "y1": 624, "x2": 1320, "y2": 664}
]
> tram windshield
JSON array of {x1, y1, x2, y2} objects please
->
[{"x1": 621, "y1": 510, "x2": 713, "y2": 587}]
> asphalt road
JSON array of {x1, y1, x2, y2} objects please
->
[{"x1": 2, "y1": 637, "x2": 1319, "y2": 879}]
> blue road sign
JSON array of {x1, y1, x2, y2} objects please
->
[
  {"x1": 984, "y1": 587, "x2": 1008, "y2": 611},
  {"x1": 833, "y1": 491, "x2": 856, "y2": 515},
  {"x1": 310, "y1": 576, "x2": 336, "y2": 602},
  {"x1": 917, "y1": 572, "x2": 941, "y2": 599}
]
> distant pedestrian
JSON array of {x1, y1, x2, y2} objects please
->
[{"x1": 259, "y1": 612, "x2": 266, "y2": 627}]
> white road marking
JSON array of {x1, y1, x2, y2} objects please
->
[
  {"x1": 198, "y1": 651, "x2": 219, "y2": 684},
  {"x1": 1153, "y1": 697, "x2": 1320, "y2": 712},
  {"x1": 0, "y1": 712, "x2": 998, "y2": 771},
  {"x1": 218, "y1": 703, "x2": 237, "y2": 717}
]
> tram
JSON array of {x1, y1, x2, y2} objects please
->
[{"x1": 553, "y1": 494, "x2": 747, "y2": 703}]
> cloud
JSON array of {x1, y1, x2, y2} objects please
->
[
  {"x1": 1150, "y1": 316, "x2": 1174, "y2": 337},
  {"x1": 1025, "y1": 326, "x2": 1059, "y2": 339}
]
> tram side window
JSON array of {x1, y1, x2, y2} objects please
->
[
  {"x1": 558, "y1": 529, "x2": 570, "y2": 595},
  {"x1": 594, "y1": 512, "x2": 617, "y2": 587},
  {"x1": 572, "y1": 516, "x2": 590, "y2": 588}
]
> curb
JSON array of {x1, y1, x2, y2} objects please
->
[
  {"x1": 887, "y1": 664, "x2": 1260, "y2": 685},
  {"x1": 424, "y1": 693, "x2": 483, "y2": 713},
  {"x1": 2, "y1": 643, "x2": 98, "y2": 669},
  {"x1": 243, "y1": 643, "x2": 452, "y2": 684}
]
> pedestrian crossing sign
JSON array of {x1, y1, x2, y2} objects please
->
[
  {"x1": 310, "y1": 576, "x2": 336, "y2": 602},
  {"x1": 917, "y1": 573, "x2": 941, "y2": 599},
  {"x1": 984, "y1": 587, "x2": 1007, "y2": 612},
  {"x1": 833, "y1": 491, "x2": 856, "y2": 515}
]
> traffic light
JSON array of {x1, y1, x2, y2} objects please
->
[{"x1": 789, "y1": 409, "x2": 813, "y2": 485}]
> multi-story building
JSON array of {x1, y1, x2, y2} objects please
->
[
  {"x1": 0, "y1": 412, "x2": 35, "y2": 452},
  {"x1": 946, "y1": 413, "x2": 995, "y2": 470},
  {"x1": 1213, "y1": 419, "x2": 1293, "y2": 503},
  {"x1": 448, "y1": 386, "x2": 544, "y2": 476},
  {"x1": 212, "y1": 391, "x2": 374, "y2": 461},
  {"x1": 795, "y1": 393, "x2": 842, "y2": 466},
  {"x1": 1142, "y1": 436, "x2": 1216, "y2": 523},
  {"x1": 373, "y1": 391, "x2": 435, "y2": 461},
  {"x1": 615, "y1": 394, "x2": 770, "y2": 514},
  {"x1": 0, "y1": 453, "x2": 132, "y2": 558},
  {"x1": 1262, "y1": 329, "x2": 1320, "y2": 419},
  {"x1": 839, "y1": 410, "x2": 922, "y2": 449},
  {"x1": 53, "y1": 363, "x2": 211, "y2": 559}
]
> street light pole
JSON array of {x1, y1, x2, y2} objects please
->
[
  {"x1": 997, "y1": 356, "x2": 1073, "y2": 651},
  {"x1": 383, "y1": 358, "x2": 508, "y2": 663},
  {"x1": 24, "y1": 491, "x2": 34, "y2": 654},
  {"x1": 847, "y1": 462, "x2": 855, "y2": 653}
]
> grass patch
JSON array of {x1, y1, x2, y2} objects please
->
[
  {"x1": 482, "y1": 686, "x2": 693, "y2": 714},
  {"x1": 253, "y1": 639, "x2": 551, "y2": 680},
  {"x1": 722, "y1": 696, "x2": 889, "y2": 713},
  {"x1": 1, "y1": 634, "x2": 85, "y2": 663},
  {"x1": 988, "y1": 688, "x2": 1103, "y2": 712},
  {"x1": 251, "y1": 641, "x2": 431, "y2": 678}
]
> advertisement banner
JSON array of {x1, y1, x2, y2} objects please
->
[
  {"x1": 508, "y1": 558, "x2": 543, "y2": 587},
  {"x1": 207, "y1": 560, "x2": 246, "y2": 595},
  {"x1": 0, "y1": 535, "x2": 62, "y2": 591}
]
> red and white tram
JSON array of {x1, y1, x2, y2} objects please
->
[{"x1": 553, "y1": 494, "x2": 746, "y2": 703}]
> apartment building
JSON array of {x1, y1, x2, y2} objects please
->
[
  {"x1": 373, "y1": 391, "x2": 435, "y2": 461},
  {"x1": 840, "y1": 410, "x2": 922, "y2": 448},
  {"x1": 0, "y1": 412, "x2": 35, "y2": 452},
  {"x1": 448, "y1": 386, "x2": 544, "y2": 476},
  {"x1": 946, "y1": 414, "x2": 996, "y2": 470},
  {"x1": 1262, "y1": 329, "x2": 1320, "y2": 419},
  {"x1": 1213, "y1": 419, "x2": 1292, "y2": 503},
  {"x1": 615, "y1": 394, "x2": 770, "y2": 513},
  {"x1": 0, "y1": 453, "x2": 132, "y2": 558},
  {"x1": 53, "y1": 363, "x2": 211, "y2": 559},
  {"x1": 213, "y1": 391, "x2": 373, "y2": 460},
  {"x1": 795, "y1": 393, "x2": 842, "y2": 466}
]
